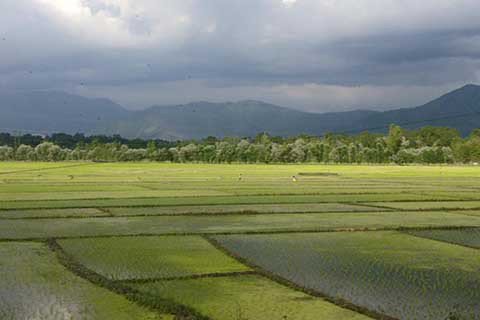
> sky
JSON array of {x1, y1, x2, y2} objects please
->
[{"x1": 1, "y1": 0, "x2": 480, "y2": 112}]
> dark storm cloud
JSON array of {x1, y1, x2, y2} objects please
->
[{"x1": 1, "y1": 0, "x2": 480, "y2": 111}]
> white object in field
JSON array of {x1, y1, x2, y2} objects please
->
[
  {"x1": 292, "y1": 176, "x2": 297, "y2": 182},
  {"x1": 474, "y1": 162, "x2": 479, "y2": 166}
]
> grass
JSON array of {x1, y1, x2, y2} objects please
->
[
  {"x1": 408, "y1": 228, "x2": 480, "y2": 249},
  {"x1": 368, "y1": 201, "x2": 480, "y2": 210},
  {"x1": 4, "y1": 162, "x2": 480, "y2": 319},
  {"x1": 2, "y1": 211, "x2": 480, "y2": 240},
  {"x1": 0, "y1": 189, "x2": 232, "y2": 201},
  {"x1": 0, "y1": 208, "x2": 108, "y2": 219},
  {"x1": 106, "y1": 203, "x2": 384, "y2": 216},
  {"x1": 130, "y1": 274, "x2": 371, "y2": 320},
  {"x1": 0, "y1": 242, "x2": 169, "y2": 320},
  {"x1": 0, "y1": 193, "x2": 457, "y2": 210},
  {"x1": 58, "y1": 236, "x2": 250, "y2": 281},
  {"x1": 214, "y1": 231, "x2": 480, "y2": 320}
]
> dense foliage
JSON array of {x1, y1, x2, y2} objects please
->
[{"x1": 1, "y1": 126, "x2": 479, "y2": 163}]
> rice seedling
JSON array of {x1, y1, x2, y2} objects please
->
[
  {"x1": 1, "y1": 211, "x2": 479, "y2": 240},
  {"x1": 408, "y1": 228, "x2": 480, "y2": 249},
  {"x1": 367, "y1": 201, "x2": 480, "y2": 211},
  {"x1": 214, "y1": 231, "x2": 480, "y2": 320},
  {"x1": 130, "y1": 274, "x2": 371, "y2": 320},
  {"x1": 58, "y1": 236, "x2": 249, "y2": 280},
  {"x1": 0, "y1": 242, "x2": 168, "y2": 320}
]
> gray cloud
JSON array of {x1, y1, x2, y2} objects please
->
[{"x1": 0, "y1": 0, "x2": 479, "y2": 111}]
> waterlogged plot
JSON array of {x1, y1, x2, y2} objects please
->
[
  {"x1": 58, "y1": 236, "x2": 249, "y2": 280},
  {"x1": 371, "y1": 201, "x2": 480, "y2": 210},
  {"x1": 214, "y1": 232, "x2": 480, "y2": 320},
  {"x1": 130, "y1": 275, "x2": 371, "y2": 320},
  {"x1": 3, "y1": 211, "x2": 480, "y2": 240},
  {"x1": 108, "y1": 203, "x2": 383, "y2": 216},
  {"x1": 409, "y1": 228, "x2": 480, "y2": 248},
  {"x1": 0, "y1": 208, "x2": 107, "y2": 219},
  {"x1": 0, "y1": 242, "x2": 166, "y2": 320},
  {"x1": 0, "y1": 193, "x2": 455, "y2": 210}
]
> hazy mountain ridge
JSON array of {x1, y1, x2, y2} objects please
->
[
  {"x1": 1, "y1": 85, "x2": 480, "y2": 139},
  {"x1": 0, "y1": 91, "x2": 129, "y2": 134}
]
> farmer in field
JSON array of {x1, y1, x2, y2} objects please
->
[{"x1": 292, "y1": 175, "x2": 297, "y2": 182}]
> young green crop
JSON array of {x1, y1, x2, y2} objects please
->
[
  {"x1": 3, "y1": 162, "x2": 480, "y2": 320},
  {"x1": 0, "y1": 242, "x2": 167, "y2": 320},
  {"x1": 58, "y1": 236, "x2": 249, "y2": 280},
  {"x1": 106, "y1": 203, "x2": 383, "y2": 216},
  {"x1": 214, "y1": 231, "x2": 480, "y2": 320},
  {"x1": 0, "y1": 208, "x2": 107, "y2": 219},
  {"x1": 1, "y1": 211, "x2": 480, "y2": 240},
  {"x1": 368, "y1": 201, "x2": 480, "y2": 210},
  {"x1": 0, "y1": 193, "x2": 457, "y2": 210},
  {"x1": 130, "y1": 274, "x2": 371, "y2": 320},
  {"x1": 408, "y1": 228, "x2": 480, "y2": 249}
]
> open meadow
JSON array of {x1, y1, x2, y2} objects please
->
[{"x1": 1, "y1": 162, "x2": 480, "y2": 320}]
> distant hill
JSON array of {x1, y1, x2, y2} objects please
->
[
  {"x1": 353, "y1": 84, "x2": 480, "y2": 135},
  {"x1": 0, "y1": 91, "x2": 128, "y2": 135},
  {"x1": 1, "y1": 85, "x2": 480, "y2": 139},
  {"x1": 101, "y1": 101, "x2": 378, "y2": 140}
]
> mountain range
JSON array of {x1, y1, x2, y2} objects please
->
[{"x1": 1, "y1": 84, "x2": 480, "y2": 140}]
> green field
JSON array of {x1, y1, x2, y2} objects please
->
[
  {"x1": 369, "y1": 201, "x2": 480, "y2": 211},
  {"x1": 130, "y1": 275, "x2": 371, "y2": 320},
  {"x1": 0, "y1": 242, "x2": 169, "y2": 320},
  {"x1": 213, "y1": 232, "x2": 480, "y2": 320},
  {"x1": 408, "y1": 228, "x2": 480, "y2": 249},
  {"x1": 1, "y1": 162, "x2": 480, "y2": 319},
  {"x1": 2, "y1": 211, "x2": 480, "y2": 240},
  {"x1": 58, "y1": 236, "x2": 250, "y2": 280}
]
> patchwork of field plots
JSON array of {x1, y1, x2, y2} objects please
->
[
  {"x1": 0, "y1": 242, "x2": 167, "y2": 320},
  {"x1": 1, "y1": 162, "x2": 480, "y2": 319},
  {"x1": 213, "y1": 232, "x2": 480, "y2": 319},
  {"x1": 130, "y1": 275, "x2": 370, "y2": 320}
]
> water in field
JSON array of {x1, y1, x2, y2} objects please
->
[
  {"x1": 215, "y1": 231, "x2": 480, "y2": 320},
  {"x1": 2, "y1": 163, "x2": 480, "y2": 319},
  {"x1": 0, "y1": 242, "x2": 162, "y2": 320}
]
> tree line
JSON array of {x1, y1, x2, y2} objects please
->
[
  {"x1": 0, "y1": 125, "x2": 479, "y2": 164},
  {"x1": 0, "y1": 133, "x2": 176, "y2": 150}
]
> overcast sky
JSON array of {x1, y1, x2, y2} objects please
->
[{"x1": 1, "y1": 0, "x2": 480, "y2": 112}]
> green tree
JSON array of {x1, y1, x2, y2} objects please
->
[
  {"x1": 386, "y1": 124, "x2": 404, "y2": 155},
  {"x1": 147, "y1": 141, "x2": 157, "y2": 161}
]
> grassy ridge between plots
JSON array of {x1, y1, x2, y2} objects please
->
[{"x1": 213, "y1": 232, "x2": 480, "y2": 320}]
